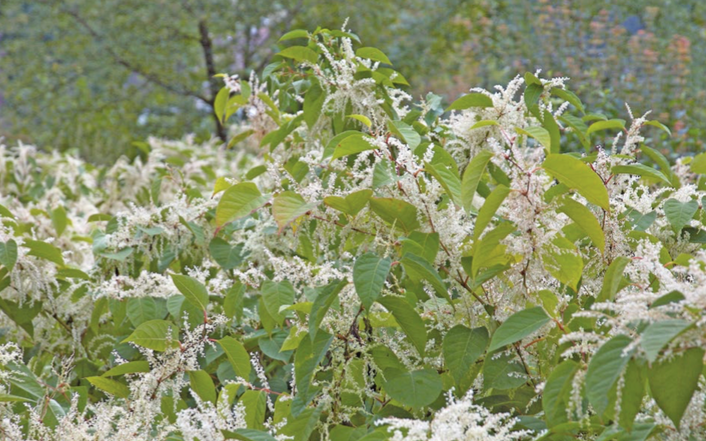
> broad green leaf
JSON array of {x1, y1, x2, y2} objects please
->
[
  {"x1": 663, "y1": 198, "x2": 698, "y2": 233},
  {"x1": 293, "y1": 331, "x2": 332, "y2": 416},
  {"x1": 331, "y1": 133, "x2": 375, "y2": 161},
  {"x1": 544, "y1": 240, "x2": 583, "y2": 290},
  {"x1": 355, "y1": 47, "x2": 392, "y2": 65},
  {"x1": 516, "y1": 126, "x2": 551, "y2": 153},
  {"x1": 272, "y1": 191, "x2": 315, "y2": 233},
  {"x1": 551, "y1": 87, "x2": 585, "y2": 114},
  {"x1": 542, "y1": 109, "x2": 561, "y2": 154},
  {"x1": 558, "y1": 197, "x2": 605, "y2": 252},
  {"x1": 640, "y1": 319, "x2": 691, "y2": 363},
  {"x1": 586, "y1": 119, "x2": 626, "y2": 136},
  {"x1": 471, "y1": 222, "x2": 514, "y2": 277},
  {"x1": 216, "y1": 182, "x2": 269, "y2": 227},
  {"x1": 378, "y1": 296, "x2": 427, "y2": 356},
  {"x1": 0, "y1": 240, "x2": 17, "y2": 272},
  {"x1": 400, "y1": 253, "x2": 450, "y2": 303},
  {"x1": 323, "y1": 189, "x2": 372, "y2": 216},
  {"x1": 102, "y1": 360, "x2": 150, "y2": 377},
  {"x1": 445, "y1": 93, "x2": 494, "y2": 112},
  {"x1": 401, "y1": 232, "x2": 439, "y2": 264},
  {"x1": 645, "y1": 120, "x2": 671, "y2": 137},
  {"x1": 482, "y1": 353, "x2": 527, "y2": 390},
  {"x1": 188, "y1": 370, "x2": 216, "y2": 404},
  {"x1": 219, "y1": 336, "x2": 251, "y2": 379},
  {"x1": 426, "y1": 162, "x2": 461, "y2": 205},
  {"x1": 214, "y1": 86, "x2": 229, "y2": 123},
  {"x1": 598, "y1": 256, "x2": 630, "y2": 302},
  {"x1": 171, "y1": 274, "x2": 209, "y2": 312},
  {"x1": 691, "y1": 152, "x2": 706, "y2": 174},
  {"x1": 261, "y1": 280, "x2": 295, "y2": 324},
  {"x1": 23, "y1": 239, "x2": 64, "y2": 266},
  {"x1": 51, "y1": 206, "x2": 68, "y2": 236},
  {"x1": 619, "y1": 359, "x2": 646, "y2": 432},
  {"x1": 488, "y1": 307, "x2": 549, "y2": 352},
  {"x1": 383, "y1": 368, "x2": 442, "y2": 409},
  {"x1": 303, "y1": 81, "x2": 325, "y2": 129},
  {"x1": 542, "y1": 154, "x2": 610, "y2": 210},
  {"x1": 240, "y1": 390, "x2": 267, "y2": 430},
  {"x1": 309, "y1": 280, "x2": 346, "y2": 341},
  {"x1": 209, "y1": 238, "x2": 245, "y2": 270},
  {"x1": 388, "y1": 120, "x2": 421, "y2": 149},
  {"x1": 122, "y1": 319, "x2": 179, "y2": 352},
  {"x1": 354, "y1": 254, "x2": 392, "y2": 310},
  {"x1": 87, "y1": 376, "x2": 129, "y2": 399},
  {"x1": 612, "y1": 164, "x2": 670, "y2": 185},
  {"x1": 347, "y1": 114, "x2": 372, "y2": 128},
  {"x1": 543, "y1": 359, "x2": 580, "y2": 428},
  {"x1": 647, "y1": 347, "x2": 704, "y2": 428},
  {"x1": 278, "y1": 46, "x2": 318, "y2": 64},
  {"x1": 369, "y1": 197, "x2": 421, "y2": 233},
  {"x1": 473, "y1": 184, "x2": 510, "y2": 241},
  {"x1": 585, "y1": 334, "x2": 633, "y2": 415},
  {"x1": 126, "y1": 297, "x2": 164, "y2": 327},
  {"x1": 461, "y1": 151, "x2": 494, "y2": 212},
  {"x1": 470, "y1": 120, "x2": 499, "y2": 130},
  {"x1": 443, "y1": 325, "x2": 488, "y2": 387},
  {"x1": 279, "y1": 29, "x2": 308, "y2": 42}
]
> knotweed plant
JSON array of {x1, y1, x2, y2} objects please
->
[{"x1": 0, "y1": 25, "x2": 704, "y2": 441}]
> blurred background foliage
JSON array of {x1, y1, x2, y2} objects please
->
[{"x1": 1, "y1": 0, "x2": 704, "y2": 162}]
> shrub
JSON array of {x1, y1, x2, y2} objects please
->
[{"x1": 0, "y1": 26, "x2": 704, "y2": 440}]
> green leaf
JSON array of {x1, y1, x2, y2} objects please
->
[
  {"x1": 331, "y1": 133, "x2": 375, "y2": 161},
  {"x1": 585, "y1": 334, "x2": 633, "y2": 415},
  {"x1": 543, "y1": 360, "x2": 580, "y2": 428},
  {"x1": 471, "y1": 222, "x2": 514, "y2": 277},
  {"x1": 261, "y1": 280, "x2": 295, "y2": 324},
  {"x1": 470, "y1": 120, "x2": 499, "y2": 130},
  {"x1": 293, "y1": 331, "x2": 332, "y2": 416},
  {"x1": 619, "y1": 360, "x2": 646, "y2": 431},
  {"x1": 383, "y1": 369, "x2": 442, "y2": 409},
  {"x1": 426, "y1": 162, "x2": 462, "y2": 205},
  {"x1": 542, "y1": 154, "x2": 610, "y2": 210},
  {"x1": 171, "y1": 274, "x2": 209, "y2": 312},
  {"x1": 378, "y1": 296, "x2": 427, "y2": 357},
  {"x1": 586, "y1": 119, "x2": 626, "y2": 136},
  {"x1": 474, "y1": 184, "x2": 510, "y2": 241},
  {"x1": 309, "y1": 280, "x2": 346, "y2": 341},
  {"x1": 355, "y1": 47, "x2": 392, "y2": 65},
  {"x1": 516, "y1": 126, "x2": 552, "y2": 153},
  {"x1": 347, "y1": 114, "x2": 372, "y2": 128},
  {"x1": 102, "y1": 360, "x2": 150, "y2": 377},
  {"x1": 647, "y1": 347, "x2": 704, "y2": 428},
  {"x1": 0, "y1": 240, "x2": 18, "y2": 272},
  {"x1": 272, "y1": 192, "x2": 315, "y2": 233},
  {"x1": 51, "y1": 206, "x2": 68, "y2": 237},
  {"x1": 400, "y1": 253, "x2": 450, "y2": 303},
  {"x1": 323, "y1": 190, "x2": 372, "y2": 216},
  {"x1": 87, "y1": 376, "x2": 130, "y2": 399},
  {"x1": 126, "y1": 297, "x2": 164, "y2": 327},
  {"x1": 388, "y1": 120, "x2": 421, "y2": 149},
  {"x1": 23, "y1": 239, "x2": 64, "y2": 266},
  {"x1": 122, "y1": 319, "x2": 179, "y2": 352},
  {"x1": 279, "y1": 29, "x2": 308, "y2": 42},
  {"x1": 640, "y1": 319, "x2": 691, "y2": 363},
  {"x1": 542, "y1": 109, "x2": 561, "y2": 154},
  {"x1": 369, "y1": 197, "x2": 421, "y2": 234},
  {"x1": 216, "y1": 182, "x2": 269, "y2": 227},
  {"x1": 461, "y1": 151, "x2": 494, "y2": 212},
  {"x1": 278, "y1": 46, "x2": 318, "y2": 64},
  {"x1": 691, "y1": 152, "x2": 706, "y2": 174},
  {"x1": 401, "y1": 232, "x2": 439, "y2": 264},
  {"x1": 189, "y1": 370, "x2": 216, "y2": 404},
  {"x1": 446, "y1": 93, "x2": 494, "y2": 112},
  {"x1": 240, "y1": 390, "x2": 267, "y2": 430},
  {"x1": 353, "y1": 254, "x2": 392, "y2": 310},
  {"x1": 218, "y1": 336, "x2": 251, "y2": 379},
  {"x1": 214, "y1": 87, "x2": 230, "y2": 124},
  {"x1": 304, "y1": 81, "x2": 326, "y2": 129},
  {"x1": 443, "y1": 325, "x2": 488, "y2": 388},
  {"x1": 598, "y1": 257, "x2": 630, "y2": 302},
  {"x1": 557, "y1": 197, "x2": 605, "y2": 252},
  {"x1": 663, "y1": 198, "x2": 698, "y2": 233},
  {"x1": 482, "y1": 353, "x2": 527, "y2": 390},
  {"x1": 612, "y1": 164, "x2": 670, "y2": 185},
  {"x1": 209, "y1": 238, "x2": 245, "y2": 270},
  {"x1": 488, "y1": 307, "x2": 549, "y2": 352},
  {"x1": 551, "y1": 87, "x2": 585, "y2": 114}
]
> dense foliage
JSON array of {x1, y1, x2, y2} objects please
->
[{"x1": 2, "y1": 27, "x2": 706, "y2": 440}]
